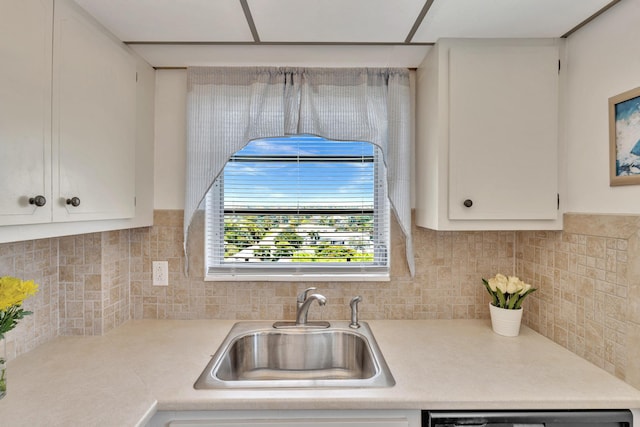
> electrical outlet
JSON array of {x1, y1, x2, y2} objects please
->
[{"x1": 152, "y1": 261, "x2": 169, "y2": 286}]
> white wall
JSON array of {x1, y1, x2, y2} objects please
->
[
  {"x1": 565, "y1": 0, "x2": 640, "y2": 214},
  {"x1": 154, "y1": 70, "x2": 187, "y2": 209},
  {"x1": 155, "y1": 5, "x2": 640, "y2": 216},
  {"x1": 152, "y1": 69, "x2": 417, "y2": 210}
]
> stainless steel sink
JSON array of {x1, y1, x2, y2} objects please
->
[{"x1": 194, "y1": 321, "x2": 395, "y2": 389}]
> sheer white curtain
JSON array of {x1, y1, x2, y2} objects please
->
[{"x1": 185, "y1": 67, "x2": 414, "y2": 276}]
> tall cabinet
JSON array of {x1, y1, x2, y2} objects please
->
[
  {"x1": 415, "y1": 39, "x2": 564, "y2": 231},
  {"x1": 53, "y1": 0, "x2": 136, "y2": 222},
  {"x1": 0, "y1": 0, "x2": 53, "y2": 225},
  {"x1": 0, "y1": 0, "x2": 145, "y2": 236}
]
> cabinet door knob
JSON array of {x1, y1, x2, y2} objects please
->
[
  {"x1": 29, "y1": 195, "x2": 47, "y2": 207},
  {"x1": 463, "y1": 199, "x2": 473, "y2": 208},
  {"x1": 66, "y1": 197, "x2": 81, "y2": 207}
]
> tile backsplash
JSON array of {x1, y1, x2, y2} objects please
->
[
  {"x1": 516, "y1": 214, "x2": 640, "y2": 388},
  {"x1": 2, "y1": 210, "x2": 640, "y2": 391},
  {"x1": 58, "y1": 231, "x2": 130, "y2": 335},
  {"x1": 129, "y1": 210, "x2": 514, "y2": 322},
  {"x1": 0, "y1": 238, "x2": 59, "y2": 361}
]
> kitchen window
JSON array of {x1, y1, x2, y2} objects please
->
[
  {"x1": 205, "y1": 135, "x2": 390, "y2": 281},
  {"x1": 185, "y1": 67, "x2": 414, "y2": 279}
]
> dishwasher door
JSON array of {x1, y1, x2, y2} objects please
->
[{"x1": 424, "y1": 409, "x2": 633, "y2": 427}]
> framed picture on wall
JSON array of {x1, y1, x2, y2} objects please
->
[{"x1": 609, "y1": 86, "x2": 640, "y2": 186}]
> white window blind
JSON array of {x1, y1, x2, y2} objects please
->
[{"x1": 205, "y1": 135, "x2": 390, "y2": 280}]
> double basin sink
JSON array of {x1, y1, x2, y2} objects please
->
[{"x1": 194, "y1": 320, "x2": 395, "y2": 389}]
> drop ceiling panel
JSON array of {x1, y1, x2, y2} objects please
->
[
  {"x1": 70, "y1": 0, "x2": 623, "y2": 67},
  {"x1": 129, "y1": 44, "x2": 432, "y2": 68},
  {"x1": 412, "y1": 0, "x2": 615, "y2": 42},
  {"x1": 247, "y1": 0, "x2": 426, "y2": 42},
  {"x1": 72, "y1": 0, "x2": 253, "y2": 42}
]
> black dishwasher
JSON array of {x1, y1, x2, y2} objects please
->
[{"x1": 423, "y1": 409, "x2": 633, "y2": 427}]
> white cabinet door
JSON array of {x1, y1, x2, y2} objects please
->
[
  {"x1": 415, "y1": 39, "x2": 562, "y2": 231},
  {"x1": 0, "y1": 0, "x2": 53, "y2": 225},
  {"x1": 169, "y1": 420, "x2": 410, "y2": 427},
  {"x1": 448, "y1": 45, "x2": 559, "y2": 220},
  {"x1": 149, "y1": 410, "x2": 420, "y2": 427},
  {"x1": 52, "y1": 0, "x2": 136, "y2": 222}
]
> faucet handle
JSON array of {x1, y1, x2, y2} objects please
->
[
  {"x1": 349, "y1": 296, "x2": 363, "y2": 329},
  {"x1": 297, "y1": 287, "x2": 317, "y2": 304}
]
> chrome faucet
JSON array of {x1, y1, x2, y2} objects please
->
[
  {"x1": 349, "y1": 295, "x2": 362, "y2": 329},
  {"x1": 296, "y1": 293, "x2": 327, "y2": 326},
  {"x1": 297, "y1": 287, "x2": 317, "y2": 312},
  {"x1": 272, "y1": 288, "x2": 330, "y2": 329}
]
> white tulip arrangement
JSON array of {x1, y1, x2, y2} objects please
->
[{"x1": 482, "y1": 274, "x2": 536, "y2": 310}]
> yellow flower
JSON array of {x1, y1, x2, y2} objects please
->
[
  {"x1": 0, "y1": 277, "x2": 39, "y2": 311},
  {"x1": 0, "y1": 276, "x2": 39, "y2": 339}
]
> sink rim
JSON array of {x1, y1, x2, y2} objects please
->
[
  {"x1": 214, "y1": 327, "x2": 378, "y2": 382},
  {"x1": 194, "y1": 320, "x2": 396, "y2": 389}
]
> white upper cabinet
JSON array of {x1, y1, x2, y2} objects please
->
[
  {"x1": 53, "y1": 0, "x2": 137, "y2": 222},
  {"x1": 0, "y1": 0, "x2": 53, "y2": 225},
  {"x1": 0, "y1": 0, "x2": 139, "y2": 230},
  {"x1": 415, "y1": 39, "x2": 563, "y2": 231}
]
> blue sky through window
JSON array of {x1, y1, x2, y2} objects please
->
[{"x1": 224, "y1": 135, "x2": 375, "y2": 210}]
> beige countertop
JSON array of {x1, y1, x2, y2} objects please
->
[{"x1": 2, "y1": 319, "x2": 640, "y2": 426}]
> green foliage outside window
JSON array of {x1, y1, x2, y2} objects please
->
[{"x1": 223, "y1": 214, "x2": 374, "y2": 263}]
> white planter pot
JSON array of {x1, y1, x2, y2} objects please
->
[{"x1": 489, "y1": 304, "x2": 523, "y2": 337}]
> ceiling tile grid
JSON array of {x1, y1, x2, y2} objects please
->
[
  {"x1": 412, "y1": 0, "x2": 615, "y2": 41},
  {"x1": 70, "y1": 0, "x2": 621, "y2": 67},
  {"x1": 247, "y1": 0, "x2": 426, "y2": 43},
  {"x1": 73, "y1": 0, "x2": 254, "y2": 41}
]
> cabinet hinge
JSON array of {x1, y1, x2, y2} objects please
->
[
  {"x1": 558, "y1": 60, "x2": 561, "y2": 74},
  {"x1": 557, "y1": 193, "x2": 560, "y2": 210}
]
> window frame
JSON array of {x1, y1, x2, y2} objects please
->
[{"x1": 204, "y1": 137, "x2": 391, "y2": 282}]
